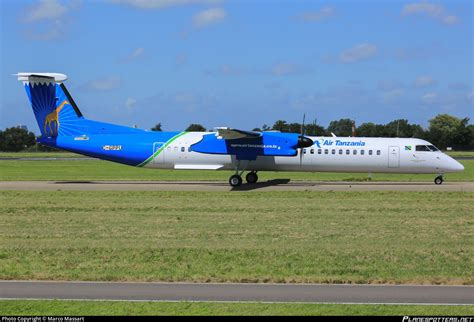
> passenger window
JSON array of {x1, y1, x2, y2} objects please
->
[
  {"x1": 369, "y1": 150, "x2": 373, "y2": 155},
  {"x1": 346, "y1": 150, "x2": 350, "y2": 155},
  {"x1": 361, "y1": 150, "x2": 365, "y2": 155},
  {"x1": 324, "y1": 149, "x2": 328, "y2": 154},
  {"x1": 353, "y1": 150, "x2": 357, "y2": 155},
  {"x1": 174, "y1": 146, "x2": 178, "y2": 152},
  {"x1": 181, "y1": 147, "x2": 185, "y2": 152},
  {"x1": 339, "y1": 149, "x2": 343, "y2": 155},
  {"x1": 318, "y1": 149, "x2": 322, "y2": 154},
  {"x1": 188, "y1": 147, "x2": 192, "y2": 152},
  {"x1": 167, "y1": 146, "x2": 171, "y2": 151},
  {"x1": 304, "y1": 149, "x2": 307, "y2": 154},
  {"x1": 332, "y1": 149, "x2": 335, "y2": 154},
  {"x1": 310, "y1": 149, "x2": 314, "y2": 154},
  {"x1": 377, "y1": 150, "x2": 381, "y2": 155}
]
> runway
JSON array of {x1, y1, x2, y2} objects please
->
[
  {"x1": 0, "y1": 180, "x2": 473, "y2": 191},
  {"x1": 0, "y1": 281, "x2": 472, "y2": 305}
]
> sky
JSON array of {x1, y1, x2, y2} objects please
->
[{"x1": 0, "y1": 0, "x2": 473, "y2": 134}]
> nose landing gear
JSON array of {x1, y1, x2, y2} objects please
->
[{"x1": 434, "y1": 175, "x2": 444, "y2": 185}]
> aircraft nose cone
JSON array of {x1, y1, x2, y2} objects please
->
[{"x1": 447, "y1": 158, "x2": 464, "y2": 172}]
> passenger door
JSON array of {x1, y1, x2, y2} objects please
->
[
  {"x1": 388, "y1": 146, "x2": 400, "y2": 168},
  {"x1": 152, "y1": 142, "x2": 165, "y2": 163}
]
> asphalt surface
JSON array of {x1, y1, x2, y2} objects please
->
[
  {"x1": 0, "y1": 281, "x2": 472, "y2": 304},
  {"x1": 1, "y1": 180, "x2": 473, "y2": 191}
]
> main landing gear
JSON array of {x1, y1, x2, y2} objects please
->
[
  {"x1": 228, "y1": 171, "x2": 259, "y2": 187},
  {"x1": 434, "y1": 175, "x2": 444, "y2": 185}
]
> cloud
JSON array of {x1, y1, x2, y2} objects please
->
[
  {"x1": 402, "y1": 2, "x2": 460, "y2": 25},
  {"x1": 293, "y1": 6, "x2": 335, "y2": 22},
  {"x1": 23, "y1": 0, "x2": 68, "y2": 23},
  {"x1": 175, "y1": 53, "x2": 188, "y2": 67},
  {"x1": 414, "y1": 75, "x2": 437, "y2": 88},
  {"x1": 205, "y1": 64, "x2": 245, "y2": 76},
  {"x1": 339, "y1": 43, "x2": 378, "y2": 63},
  {"x1": 121, "y1": 47, "x2": 146, "y2": 63},
  {"x1": 421, "y1": 92, "x2": 438, "y2": 104},
  {"x1": 81, "y1": 76, "x2": 122, "y2": 92},
  {"x1": 270, "y1": 63, "x2": 303, "y2": 76},
  {"x1": 378, "y1": 79, "x2": 404, "y2": 91},
  {"x1": 21, "y1": 0, "x2": 81, "y2": 40},
  {"x1": 192, "y1": 7, "x2": 227, "y2": 28},
  {"x1": 448, "y1": 82, "x2": 469, "y2": 91},
  {"x1": 108, "y1": 0, "x2": 220, "y2": 9},
  {"x1": 125, "y1": 97, "x2": 137, "y2": 109}
]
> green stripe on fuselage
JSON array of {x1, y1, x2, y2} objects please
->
[{"x1": 137, "y1": 131, "x2": 187, "y2": 167}]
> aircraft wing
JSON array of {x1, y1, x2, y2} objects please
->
[{"x1": 214, "y1": 127, "x2": 262, "y2": 140}]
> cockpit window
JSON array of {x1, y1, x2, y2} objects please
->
[
  {"x1": 416, "y1": 145, "x2": 438, "y2": 152},
  {"x1": 427, "y1": 145, "x2": 439, "y2": 151}
]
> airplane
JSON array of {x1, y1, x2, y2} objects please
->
[{"x1": 16, "y1": 72, "x2": 464, "y2": 187}]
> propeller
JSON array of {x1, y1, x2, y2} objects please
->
[{"x1": 297, "y1": 114, "x2": 314, "y2": 164}]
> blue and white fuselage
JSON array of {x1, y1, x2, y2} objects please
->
[{"x1": 17, "y1": 72, "x2": 464, "y2": 186}]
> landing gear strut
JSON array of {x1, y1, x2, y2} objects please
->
[
  {"x1": 228, "y1": 161, "x2": 248, "y2": 187},
  {"x1": 434, "y1": 175, "x2": 444, "y2": 185},
  {"x1": 246, "y1": 172, "x2": 258, "y2": 184}
]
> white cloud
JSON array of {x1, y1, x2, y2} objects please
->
[
  {"x1": 402, "y1": 2, "x2": 459, "y2": 25},
  {"x1": 125, "y1": 98, "x2": 137, "y2": 109},
  {"x1": 421, "y1": 92, "x2": 438, "y2": 104},
  {"x1": 293, "y1": 7, "x2": 335, "y2": 22},
  {"x1": 121, "y1": 47, "x2": 145, "y2": 63},
  {"x1": 23, "y1": 0, "x2": 68, "y2": 23},
  {"x1": 415, "y1": 75, "x2": 437, "y2": 88},
  {"x1": 108, "y1": 0, "x2": 219, "y2": 9},
  {"x1": 21, "y1": 0, "x2": 81, "y2": 40},
  {"x1": 193, "y1": 7, "x2": 226, "y2": 28},
  {"x1": 270, "y1": 63, "x2": 301, "y2": 76},
  {"x1": 339, "y1": 43, "x2": 378, "y2": 63},
  {"x1": 82, "y1": 76, "x2": 122, "y2": 91},
  {"x1": 382, "y1": 89, "x2": 404, "y2": 103}
]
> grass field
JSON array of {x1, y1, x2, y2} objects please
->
[
  {"x1": 0, "y1": 159, "x2": 473, "y2": 182},
  {"x1": 1, "y1": 300, "x2": 472, "y2": 316},
  {"x1": 1, "y1": 190, "x2": 472, "y2": 284}
]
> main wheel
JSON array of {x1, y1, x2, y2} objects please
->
[
  {"x1": 229, "y1": 175, "x2": 242, "y2": 187},
  {"x1": 434, "y1": 176, "x2": 444, "y2": 185},
  {"x1": 246, "y1": 172, "x2": 258, "y2": 184}
]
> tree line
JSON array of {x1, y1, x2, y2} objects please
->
[{"x1": 1, "y1": 114, "x2": 473, "y2": 152}]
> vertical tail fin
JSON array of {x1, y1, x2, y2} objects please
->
[{"x1": 17, "y1": 73, "x2": 83, "y2": 137}]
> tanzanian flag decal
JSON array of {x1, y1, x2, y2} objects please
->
[{"x1": 405, "y1": 145, "x2": 412, "y2": 151}]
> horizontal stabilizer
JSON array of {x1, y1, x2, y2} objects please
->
[{"x1": 16, "y1": 73, "x2": 68, "y2": 83}]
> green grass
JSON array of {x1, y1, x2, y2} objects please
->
[
  {"x1": 1, "y1": 190, "x2": 472, "y2": 284},
  {"x1": 1, "y1": 300, "x2": 472, "y2": 316},
  {"x1": 0, "y1": 159, "x2": 473, "y2": 181},
  {"x1": 446, "y1": 151, "x2": 474, "y2": 158}
]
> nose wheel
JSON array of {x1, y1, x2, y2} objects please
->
[{"x1": 434, "y1": 175, "x2": 444, "y2": 185}]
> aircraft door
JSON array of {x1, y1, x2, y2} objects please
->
[
  {"x1": 388, "y1": 146, "x2": 400, "y2": 168},
  {"x1": 152, "y1": 142, "x2": 165, "y2": 163}
]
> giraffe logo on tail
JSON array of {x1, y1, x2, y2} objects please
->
[{"x1": 44, "y1": 100, "x2": 69, "y2": 136}]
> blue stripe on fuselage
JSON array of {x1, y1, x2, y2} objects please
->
[{"x1": 38, "y1": 131, "x2": 181, "y2": 166}]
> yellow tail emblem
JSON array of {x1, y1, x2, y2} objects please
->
[{"x1": 44, "y1": 100, "x2": 69, "y2": 135}]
